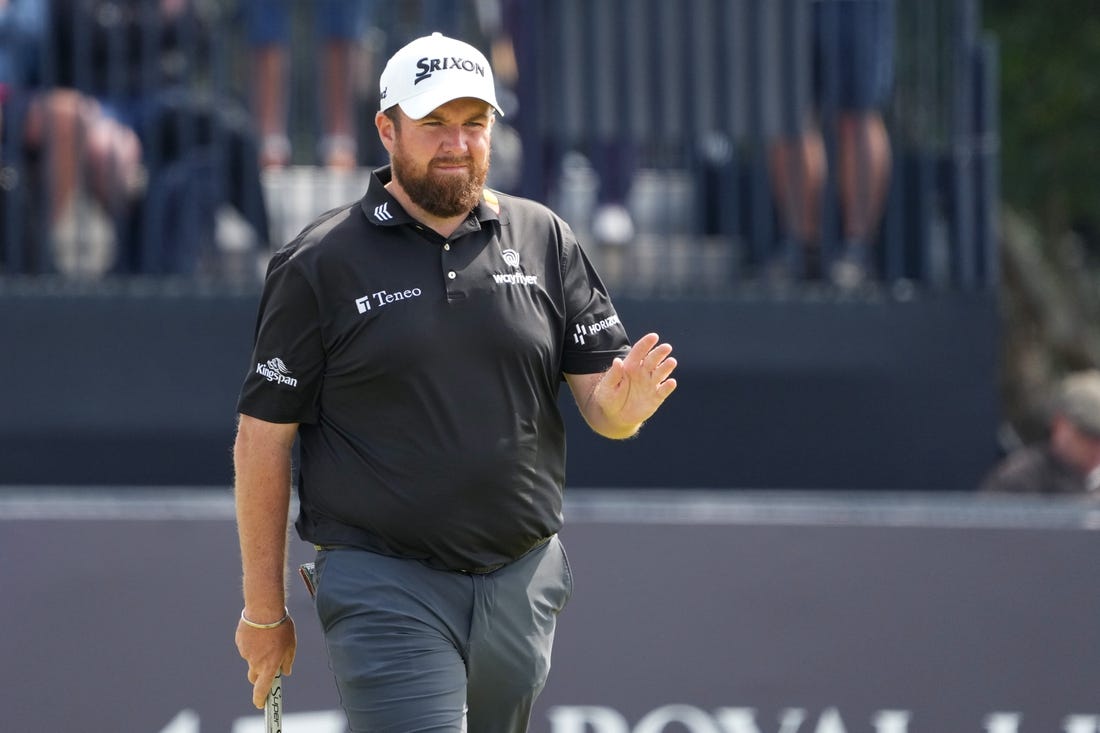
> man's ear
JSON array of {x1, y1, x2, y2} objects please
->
[{"x1": 375, "y1": 110, "x2": 396, "y2": 152}]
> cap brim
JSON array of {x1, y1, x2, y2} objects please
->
[{"x1": 396, "y1": 85, "x2": 504, "y2": 120}]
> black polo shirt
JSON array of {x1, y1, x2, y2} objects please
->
[{"x1": 238, "y1": 166, "x2": 631, "y2": 571}]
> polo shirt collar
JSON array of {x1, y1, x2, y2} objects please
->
[{"x1": 360, "y1": 165, "x2": 502, "y2": 230}]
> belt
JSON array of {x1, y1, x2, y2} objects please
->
[
  {"x1": 454, "y1": 562, "x2": 506, "y2": 575},
  {"x1": 314, "y1": 535, "x2": 552, "y2": 575},
  {"x1": 314, "y1": 544, "x2": 503, "y2": 574}
]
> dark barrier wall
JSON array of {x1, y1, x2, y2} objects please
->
[
  {"x1": 2, "y1": 490, "x2": 1098, "y2": 733},
  {"x1": 1, "y1": 289, "x2": 999, "y2": 490}
]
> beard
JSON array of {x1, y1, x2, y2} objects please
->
[{"x1": 391, "y1": 144, "x2": 491, "y2": 218}]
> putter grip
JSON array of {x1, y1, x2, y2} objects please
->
[{"x1": 265, "y1": 672, "x2": 282, "y2": 733}]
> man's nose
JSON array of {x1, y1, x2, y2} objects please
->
[{"x1": 439, "y1": 125, "x2": 468, "y2": 151}]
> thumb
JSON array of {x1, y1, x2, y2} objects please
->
[{"x1": 604, "y1": 357, "x2": 625, "y2": 385}]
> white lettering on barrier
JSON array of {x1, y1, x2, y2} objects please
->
[
  {"x1": 549, "y1": 707, "x2": 1099, "y2": 733},
  {"x1": 872, "y1": 710, "x2": 912, "y2": 733},
  {"x1": 982, "y1": 713, "x2": 1100, "y2": 733},
  {"x1": 548, "y1": 706, "x2": 631, "y2": 733},
  {"x1": 548, "y1": 706, "x2": 911, "y2": 733},
  {"x1": 155, "y1": 705, "x2": 1100, "y2": 733},
  {"x1": 635, "y1": 705, "x2": 724, "y2": 733},
  {"x1": 1064, "y1": 716, "x2": 1100, "y2": 733},
  {"x1": 714, "y1": 708, "x2": 805, "y2": 733},
  {"x1": 984, "y1": 713, "x2": 1021, "y2": 733}
]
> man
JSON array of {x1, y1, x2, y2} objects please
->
[
  {"x1": 980, "y1": 370, "x2": 1100, "y2": 495},
  {"x1": 232, "y1": 32, "x2": 678, "y2": 732}
]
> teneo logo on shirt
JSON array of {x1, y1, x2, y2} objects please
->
[
  {"x1": 256, "y1": 357, "x2": 298, "y2": 387},
  {"x1": 414, "y1": 56, "x2": 486, "y2": 85},
  {"x1": 355, "y1": 287, "x2": 423, "y2": 313},
  {"x1": 573, "y1": 314, "x2": 621, "y2": 345}
]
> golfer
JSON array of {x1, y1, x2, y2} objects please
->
[{"x1": 233, "y1": 31, "x2": 677, "y2": 732}]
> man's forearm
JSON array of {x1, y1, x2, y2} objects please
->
[{"x1": 234, "y1": 419, "x2": 296, "y2": 620}]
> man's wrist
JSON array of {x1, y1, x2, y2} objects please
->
[{"x1": 240, "y1": 606, "x2": 290, "y2": 630}]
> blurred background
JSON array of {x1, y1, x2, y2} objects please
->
[
  {"x1": 5, "y1": 2, "x2": 1100, "y2": 732},
  {"x1": 7, "y1": 0, "x2": 1075, "y2": 492}
]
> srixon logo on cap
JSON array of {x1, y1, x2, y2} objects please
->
[{"x1": 414, "y1": 56, "x2": 487, "y2": 85}]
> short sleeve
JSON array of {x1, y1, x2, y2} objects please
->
[
  {"x1": 559, "y1": 228, "x2": 631, "y2": 375},
  {"x1": 236, "y1": 254, "x2": 325, "y2": 423}
]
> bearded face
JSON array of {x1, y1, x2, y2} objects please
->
[{"x1": 390, "y1": 130, "x2": 492, "y2": 218}]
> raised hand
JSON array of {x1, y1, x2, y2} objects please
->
[{"x1": 587, "y1": 332, "x2": 678, "y2": 438}]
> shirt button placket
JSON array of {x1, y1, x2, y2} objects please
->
[{"x1": 443, "y1": 242, "x2": 457, "y2": 285}]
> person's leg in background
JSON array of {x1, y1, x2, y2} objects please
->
[
  {"x1": 824, "y1": 0, "x2": 896, "y2": 286},
  {"x1": 765, "y1": 0, "x2": 825, "y2": 281},
  {"x1": 244, "y1": 0, "x2": 292, "y2": 169},
  {"x1": 768, "y1": 125, "x2": 827, "y2": 277},
  {"x1": 24, "y1": 89, "x2": 143, "y2": 275},
  {"x1": 315, "y1": 0, "x2": 363, "y2": 170}
]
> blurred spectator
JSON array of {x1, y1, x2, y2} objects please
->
[
  {"x1": 0, "y1": 0, "x2": 143, "y2": 276},
  {"x1": 767, "y1": 0, "x2": 896, "y2": 286},
  {"x1": 499, "y1": 0, "x2": 634, "y2": 244},
  {"x1": 243, "y1": 0, "x2": 364, "y2": 170},
  {"x1": 980, "y1": 370, "x2": 1100, "y2": 496},
  {"x1": 48, "y1": 0, "x2": 270, "y2": 278}
]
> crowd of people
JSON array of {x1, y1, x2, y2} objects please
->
[
  {"x1": 1, "y1": 0, "x2": 904, "y2": 287},
  {"x1": 1, "y1": 0, "x2": 270, "y2": 279}
]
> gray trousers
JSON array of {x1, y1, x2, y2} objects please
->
[{"x1": 312, "y1": 536, "x2": 573, "y2": 733}]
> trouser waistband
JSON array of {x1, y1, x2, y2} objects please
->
[{"x1": 314, "y1": 535, "x2": 553, "y2": 575}]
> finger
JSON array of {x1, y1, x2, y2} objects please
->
[
  {"x1": 653, "y1": 356, "x2": 678, "y2": 383},
  {"x1": 602, "y1": 357, "x2": 625, "y2": 387},
  {"x1": 253, "y1": 674, "x2": 269, "y2": 709},
  {"x1": 627, "y1": 333, "x2": 660, "y2": 368},
  {"x1": 657, "y1": 378, "x2": 678, "y2": 399},
  {"x1": 642, "y1": 343, "x2": 674, "y2": 373},
  {"x1": 283, "y1": 650, "x2": 295, "y2": 677}
]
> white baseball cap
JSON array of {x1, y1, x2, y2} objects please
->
[{"x1": 379, "y1": 32, "x2": 503, "y2": 120}]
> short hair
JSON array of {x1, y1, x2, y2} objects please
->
[{"x1": 1056, "y1": 370, "x2": 1100, "y2": 438}]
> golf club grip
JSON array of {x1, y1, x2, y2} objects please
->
[{"x1": 265, "y1": 671, "x2": 282, "y2": 733}]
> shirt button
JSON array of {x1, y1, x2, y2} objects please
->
[
  {"x1": 447, "y1": 271, "x2": 456, "y2": 280},
  {"x1": 443, "y1": 243, "x2": 451, "y2": 251}
]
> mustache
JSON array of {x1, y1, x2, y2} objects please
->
[{"x1": 431, "y1": 156, "x2": 473, "y2": 167}]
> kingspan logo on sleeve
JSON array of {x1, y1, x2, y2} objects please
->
[
  {"x1": 256, "y1": 357, "x2": 299, "y2": 387},
  {"x1": 573, "y1": 314, "x2": 621, "y2": 344}
]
